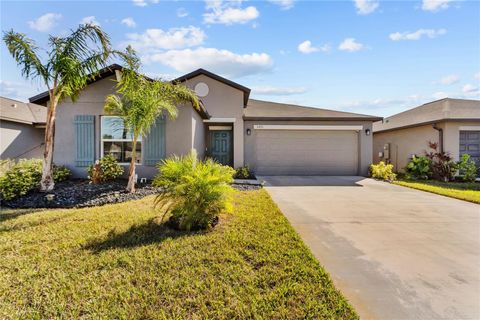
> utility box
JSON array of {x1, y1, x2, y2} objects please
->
[{"x1": 383, "y1": 143, "x2": 390, "y2": 160}]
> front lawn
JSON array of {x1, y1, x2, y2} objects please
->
[
  {"x1": 0, "y1": 190, "x2": 357, "y2": 319},
  {"x1": 394, "y1": 180, "x2": 480, "y2": 204}
]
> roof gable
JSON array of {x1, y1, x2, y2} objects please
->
[{"x1": 173, "y1": 69, "x2": 251, "y2": 107}]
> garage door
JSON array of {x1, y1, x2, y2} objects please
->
[
  {"x1": 254, "y1": 129, "x2": 359, "y2": 175},
  {"x1": 460, "y1": 131, "x2": 480, "y2": 168}
]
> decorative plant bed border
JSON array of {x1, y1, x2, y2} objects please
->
[
  {"x1": 1, "y1": 178, "x2": 263, "y2": 209},
  {"x1": 1, "y1": 180, "x2": 159, "y2": 209}
]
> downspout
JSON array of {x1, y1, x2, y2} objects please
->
[{"x1": 432, "y1": 123, "x2": 443, "y2": 153}]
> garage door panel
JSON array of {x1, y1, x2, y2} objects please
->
[{"x1": 254, "y1": 130, "x2": 358, "y2": 175}]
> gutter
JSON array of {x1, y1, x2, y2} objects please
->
[{"x1": 432, "y1": 123, "x2": 444, "y2": 153}]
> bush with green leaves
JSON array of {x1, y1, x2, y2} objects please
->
[
  {"x1": 0, "y1": 159, "x2": 71, "y2": 200},
  {"x1": 369, "y1": 161, "x2": 397, "y2": 181},
  {"x1": 0, "y1": 159, "x2": 15, "y2": 177},
  {"x1": 405, "y1": 155, "x2": 432, "y2": 180},
  {"x1": 233, "y1": 165, "x2": 254, "y2": 179},
  {"x1": 87, "y1": 155, "x2": 124, "y2": 183},
  {"x1": 457, "y1": 154, "x2": 477, "y2": 182},
  {"x1": 153, "y1": 151, "x2": 235, "y2": 231}
]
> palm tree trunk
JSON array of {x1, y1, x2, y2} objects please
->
[
  {"x1": 126, "y1": 138, "x2": 137, "y2": 193},
  {"x1": 40, "y1": 95, "x2": 57, "y2": 192}
]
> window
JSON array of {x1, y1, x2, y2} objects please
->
[{"x1": 101, "y1": 116, "x2": 141, "y2": 164}]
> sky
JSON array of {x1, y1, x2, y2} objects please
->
[{"x1": 1, "y1": 0, "x2": 479, "y2": 117}]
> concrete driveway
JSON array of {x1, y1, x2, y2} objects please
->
[{"x1": 260, "y1": 176, "x2": 480, "y2": 320}]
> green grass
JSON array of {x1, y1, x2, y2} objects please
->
[
  {"x1": 0, "y1": 190, "x2": 357, "y2": 319},
  {"x1": 394, "y1": 179, "x2": 480, "y2": 204}
]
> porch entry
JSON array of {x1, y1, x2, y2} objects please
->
[{"x1": 208, "y1": 126, "x2": 233, "y2": 166}]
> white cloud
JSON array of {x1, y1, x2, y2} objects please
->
[
  {"x1": 81, "y1": 16, "x2": 100, "y2": 26},
  {"x1": 0, "y1": 80, "x2": 43, "y2": 101},
  {"x1": 432, "y1": 91, "x2": 448, "y2": 99},
  {"x1": 474, "y1": 72, "x2": 480, "y2": 80},
  {"x1": 338, "y1": 38, "x2": 364, "y2": 52},
  {"x1": 422, "y1": 0, "x2": 453, "y2": 12},
  {"x1": 177, "y1": 8, "x2": 189, "y2": 18},
  {"x1": 123, "y1": 26, "x2": 206, "y2": 51},
  {"x1": 28, "y1": 13, "x2": 62, "y2": 32},
  {"x1": 132, "y1": 0, "x2": 147, "y2": 6},
  {"x1": 121, "y1": 17, "x2": 136, "y2": 28},
  {"x1": 297, "y1": 40, "x2": 330, "y2": 54},
  {"x1": 252, "y1": 86, "x2": 307, "y2": 95},
  {"x1": 437, "y1": 74, "x2": 459, "y2": 85},
  {"x1": 389, "y1": 28, "x2": 446, "y2": 41},
  {"x1": 204, "y1": 1, "x2": 259, "y2": 25},
  {"x1": 144, "y1": 47, "x2": 273, "y2": 78},
  {"x1": 353, "y1": 0, "x2": 379, "y2": 15},
  {"x1": 462, "y1": 84, "x2": 478, "y2": 93},
  {"x1": 268, "y1": 0, "x2": 295, "y2": 10}
]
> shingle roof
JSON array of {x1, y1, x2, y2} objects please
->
[
  {"x1": 244, "y1": 99, "x2": 382, "y2": 121},
  {"x1": 373, "y1": 98, "x2": 480, "y2": 133},
  {"x1": 0, "y1": 96, "x2": 47, "y2": 125}
]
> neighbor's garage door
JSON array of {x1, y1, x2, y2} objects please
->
[
  {"x1": 460, "y1": 131, "x2": 480, "y2": 168},
  {"x1": 255, "y1": 129, "x2": 359, "y2": 175}
]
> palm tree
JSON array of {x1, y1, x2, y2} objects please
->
[
  {"x1": 3, "y1": 24, "x2": 111, "y2": 191},
  {"x1": 104, "y1": 47, "x2": 200, "y2": 193}
]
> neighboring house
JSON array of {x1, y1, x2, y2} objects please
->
[
  {"x1": 373, "y1": 98, "x2": 480, "y2": 172},
  {"x1": 29, "y1": 64, "x2": 381, "y2": 179},
  {"x1": 0, "y1": 96, "x2": 46, "y2": 160}
]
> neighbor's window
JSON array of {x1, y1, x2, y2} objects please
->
[{"x1": 101, "y1": 116, "x2": 141, "y2": 164}]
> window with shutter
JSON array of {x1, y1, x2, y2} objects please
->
[
  {"x1": 74, "y1": 115, "x2": 95, "y2": 167},
  {"x1": 143, "y1": 116, "x2": 166, "y2": 166}
]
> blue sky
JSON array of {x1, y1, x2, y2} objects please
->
[{"x1": 1, "y1": 0, "x2": 479, "y2": 116}]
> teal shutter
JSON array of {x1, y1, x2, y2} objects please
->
[
  {"x1": 74, "y1": 115, "x2": 95, "y2": 167},
  {"x1": 144, "y1": 116, "x2": 166, "y2": 166}
]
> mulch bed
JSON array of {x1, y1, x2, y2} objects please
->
[{"x1": 1, "y1": 179, "x2": 261, "y2": 209}]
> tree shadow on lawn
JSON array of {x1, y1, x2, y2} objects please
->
[{"x1": 84, "y1": 218, "x2": 207, "y2": 253}]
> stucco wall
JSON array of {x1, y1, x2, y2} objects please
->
[
  {"x1": 443, "y1": 120, "x2": 480, "y2": 161},
  {"x1": 192, "y1": 109, "x2": 206, "y2": 159},
  {"x1": 53, "y1": 76, "x2": 198, "y2": 178},
  {"x1": 0, "y1": 120, "x2": 45, "y2": 159},
  {"x1": 244, "y1": 120, "x2": 373, "y2": 176},
  {"x1": 374, "y1": 120, "x2": 480, "y2": 172},
  {"x1": 181, "y1": 74, "x2": 245, "y2": 167}
]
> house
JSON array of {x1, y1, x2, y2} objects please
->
[
  {"x1": 373, "y1": 98, "x2": 480, "y2": 172},
  {"x1": 0, "y1": 96, "x2": 46, "y2": 160},
  {"x1": 28, "y1": 64, "x2": 381, "y2": 178}
]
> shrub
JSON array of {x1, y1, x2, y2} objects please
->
[
  {"x1": 87, "y1": 155, "x2": 124, "y2": 183},
  {"x1": 369, "y1": 162, "x2": 397, "y2": 181},
  {"x1": 426, "y1": 142, "x2": 457, "y2": 182},
  {"x1": 53, "y1": 165, "x2": 71, "y2": 182},
  {"x1": 457, "y1": 154, "x2": 477, "y2": 182},
  {"x1": 153, "y1": 151, "x2": 235, "y2": 231},
  {"x1": 0, "y1": 159, "x2": 15, "y2": 177},
  {"x1": 234, "y1": 165, "x2": 254, "y2": 179},
  {"x1": 0, "y1": 159, "x2": 71, "y2": 200},
  {"x1": 405, "y1": 155, "x2": 431, "y2": 180}
]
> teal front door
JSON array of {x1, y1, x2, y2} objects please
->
[{"x1": 210, "y1": 130, "x2": 232, "y2": 166}]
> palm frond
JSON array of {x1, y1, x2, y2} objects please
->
[{"x1": 2, "y1": 30, "x2": 48, "y2": 83}]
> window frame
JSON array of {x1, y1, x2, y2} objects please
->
[{"x1": 100, "y1": 115, "x2": 143, "y2": 165}]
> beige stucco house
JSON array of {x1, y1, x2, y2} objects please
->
[
  {"x1": 373, "y1": 98, "x2": 480, "y2": 172},
  {"x1": 27, "y1": 64, "x2": 380, "y2": 178},
  {"x1": 0, "y1": 96, "x2": 46, "y2": 159}
]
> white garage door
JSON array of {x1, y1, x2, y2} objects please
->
[{"x1": 255, "y1": 129, "x2": 359, "y2": 175}]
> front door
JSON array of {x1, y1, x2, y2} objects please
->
[{"x1": 210, "y1": 130, "x2": 232, "y2": 166}]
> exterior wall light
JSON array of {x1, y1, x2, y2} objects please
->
[
  {"x1": 246, "y1": 128, "x2": 251, "y2": 135},
  {"x1": 365, "y1": 129, "x2": 371, "y2": 136}
]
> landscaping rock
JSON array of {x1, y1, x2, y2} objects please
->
[
  {"x1": 1, "y1": 180, "x2": 160, "y2": 209},
  {"x1": 232, "y1": 183, "x2": 262, "y2": 191}
]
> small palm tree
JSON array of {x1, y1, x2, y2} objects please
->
[
  {"x1": 3, "y1": 24, "x2": 112, "y2": 191},
  {"x1": 104, "y1": 47, "x2": 200, "y2": 193}
]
